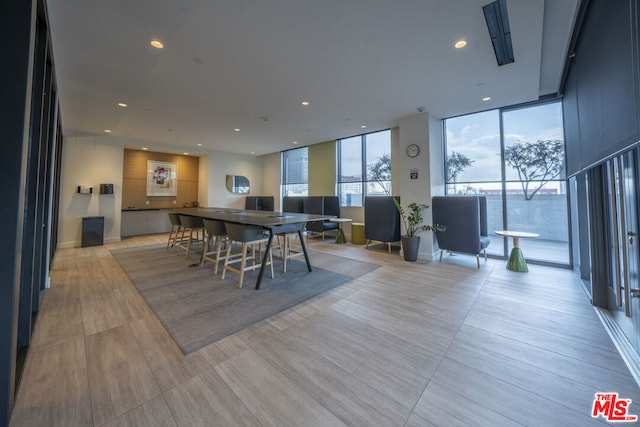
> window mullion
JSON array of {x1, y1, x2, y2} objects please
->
[{"x1": 361, "y1": 134, "x2": 367, "y2": 198}]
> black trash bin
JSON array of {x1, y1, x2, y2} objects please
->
[{"x1": 82, "y1": 216, "x2": 104, "y2": 247}]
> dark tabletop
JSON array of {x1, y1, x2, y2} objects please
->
[{"x1": 169, "y1": 207, "x2": 334, "y2": 227}]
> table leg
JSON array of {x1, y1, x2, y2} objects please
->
[
  {"x1": 506, "y1": 246, "x2": 529, "y2": 272},
  {"x1": 335, "y1": 226, "x2": 346, "y2": 244},
  {"x1": 255, "y1": 232, "x2": 274, "y2": 290},
  {"x1": 298, "y1": 229, "x2": 312, "y2": 272}
]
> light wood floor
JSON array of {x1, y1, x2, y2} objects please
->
[{"x1": 9, "y1": 234, "x2": 640, "y2": 426}]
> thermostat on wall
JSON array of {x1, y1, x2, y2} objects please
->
[{"x1": 100, "y1": 184, "x2": 114, "y2": 194}]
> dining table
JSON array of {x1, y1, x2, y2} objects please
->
[{"x1": 171, "y1": 207, "x2": 335, "y2": 289}]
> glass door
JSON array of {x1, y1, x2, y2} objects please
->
[{"x1": 605, "y1": 150, "x2": 640, "y2": 352}]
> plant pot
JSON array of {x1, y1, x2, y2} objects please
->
[{"x1": 401, "y1": 235, "x2": 420, "y2": 262}]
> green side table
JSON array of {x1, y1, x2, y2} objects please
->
[
  {"x1": 495, "y1": 230, "x2": 539, "y2": 272},
  {"x1": 351, "y1": 222, "x2": 366, "y2": 245},
  {"x1": 329, "y1": 218, "x2": 352, "y2": 244}
]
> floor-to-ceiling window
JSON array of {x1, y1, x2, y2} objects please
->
[
  {"x1": 282, "y1": 147, "x2": 308, "y2": 197},
  {"x1": 337, "y1": 129, "x2": 391, "y2": 207},
  {"x1": 444, "y1": 101, "x2": 569, "y2": 265},
  {"x1": 443, "y1": 110, "x2": 504, "y2": 256}
]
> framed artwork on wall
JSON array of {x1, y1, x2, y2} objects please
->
[{"x1": 147, "y1": 160, "x2": 177, "y2": 196}]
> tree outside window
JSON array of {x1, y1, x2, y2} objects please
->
[
  {"x1": 504, "y1": 139, "x2": 564, "y2": 200},
  {"x1": 338, "y1": 130, "x2": 391, "y2": 206}
]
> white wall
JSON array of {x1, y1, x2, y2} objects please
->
[
  {"x1": 58, "y1": 135, "x2": 125, "y2": 248},
  {"x1": 58, "y1": 134, "x2": 265, "y2": 247},
  {"x1": 198, "y1": 154, "x2": 209, "y2": 206},
  {"x1": 261, "y1": 152, "x2": 281, "y2": 211},
  {"x1": 204, "y1": 151, "x2": 263, "y2": 208},
  {"x1": 397, "y1": 112, "x2": 444, "y2": 260}
]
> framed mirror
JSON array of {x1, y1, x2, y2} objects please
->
[{"x1": 225, "y1": 175, "x2": 250, "y2": 194}]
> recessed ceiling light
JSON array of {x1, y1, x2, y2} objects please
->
[
  {"x1": 104, "y1": 129, "x2": 111, "y2": 133},
  {"x1": 455, "y1": 40, "x2": 467, "y2": 49},
  {"x1": 183, "y1": 152, "x2": 189, "y2": 155},
  {"x1": 293, "y1": 141, "x2": 298, "y2": 144},
  {"x1": 142, "y1": 147, "x2": 148, "y2": 150},
  {"x1": 234, "y1": 128, "x2": 240, "y2": 132},
  {"x1": 197, "y1": 143, "x2": 202, "y2": 146},
  {"x1": 482, "y1": 96, "x2": 492, "y2": 101},
  {"x1": 117, "y1": 102, "x2": 128, "y2": 107},
  {"x1": 150, "y1": 40, "x2": 164, "y2": 49},
  {"x1": 301, "y1": 101, "x2": 310, "y2": 106},
  {"x1": 251, "y1": 151, "x2": 255, "y2": 154},
  {"x1": 361, "y1": 125, "x2": 367, "y2": 129}
]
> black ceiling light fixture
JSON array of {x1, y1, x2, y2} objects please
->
[{"x1": 483, "y1": 0, "x2": 514, "y2": 66}]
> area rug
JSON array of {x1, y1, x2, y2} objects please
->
[{"x1": 111, "y1": 244, "x2": 378, "y2": 354}]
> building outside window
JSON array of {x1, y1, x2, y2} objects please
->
[
  {"x1": 282, "y1": 147, "x2": 308, "y2": 197},
  {"x1": 337, "y1": 129, "x2": 391, "y2": 207},
  {"x1": 444, "y1": 101, "x2": 568, "y2": 265}
]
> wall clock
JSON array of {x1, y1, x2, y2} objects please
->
[{"x1": 406, "y1": 144, "x2": 420, "y2": 158}]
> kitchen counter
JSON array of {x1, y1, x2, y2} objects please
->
[{"x1": 121, "y1": 208, "x2": 172, "y2": 236}]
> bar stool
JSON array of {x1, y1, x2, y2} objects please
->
[
  {"x1": 201, "y1": 219, "x2": 228, "y2": 274},
  {"x1": 166, "y1": 213, "x2": 186, "y2": 250},
  {"x1": 178, "y1": 215, "x2": 205, "y2": 259},
  {"x1": 222, "y1": 222, "x2": 274, "y2": 288}
]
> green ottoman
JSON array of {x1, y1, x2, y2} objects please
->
[{"x1": 351, "y1": 222, "x2": 366, "y2": 245}]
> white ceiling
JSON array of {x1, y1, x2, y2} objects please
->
[{"x1": 46, "y1": 0, "x2": 579, "y2": 156}]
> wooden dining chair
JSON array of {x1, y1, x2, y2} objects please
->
[
  {"x1": 201, "y1": 219, "x2": 228, "y2": 274},
  {"x1": 177, "y1": 215, "x2": 205, "y2": 259},
  {"x1": 221, "y1": 222, "x2": 274, "y2": 288},
  {"x1": 166, "y1": 213, "x2": 184, "y2": 250}
]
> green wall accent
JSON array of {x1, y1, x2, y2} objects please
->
[{"x1": 308, "y1": 141, "x2": 336, "y2": 196}]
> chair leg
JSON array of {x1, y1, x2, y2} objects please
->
[
  {"x1": 186, "y1": 228, "x2": 194, "y2": 259},
  {"x1": 439, "y1": 250, "x2": 443, "y2": 263},
  {"x1": 221, "y1": 244, "x2": 232, "y2": 280},
  {"x1": 269, "y1": 247, "x2": 274, "y2": 278},
  {"x1": 484, "y1": 249, "x2": 488, "y2": 261},
  {"x1": 166, "y1": 225, "x2": 175, "y2": 249},
  {"x1": 476, "y1": 255, "x2": 480, "y2": 269},
  {"x1": 200, "y1": 234, "x2": 211, "y2": 268},
  {"x1": 238, "y1": 242, "x2": 247, "y2": 288},
  {"x1": 387, "y1": 242, "x2": 391, "y2": 254},
  {"x1": 283, "y1": 235, "x2": 288, "y2": 273},
  {"x1": 214, "y1": 237, "x2": 223, "y2": 275},
  {"x1": 177, "y1": 227, "x2": 187, "y2": 253}
]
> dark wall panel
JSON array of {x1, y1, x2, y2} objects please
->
[
  {"x1": 563, "y1": 65, "x2": 582, "y2": 174},
  {"x1": 564, "y1": 0, "x2": 640, "y2": 176},
  {"x1": 0, "y1": 0, "x2": 35, "y2": 424}
]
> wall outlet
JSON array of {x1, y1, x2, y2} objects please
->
[{"x1": 145, "y1": 200, "x2": 149, "y2": 205}]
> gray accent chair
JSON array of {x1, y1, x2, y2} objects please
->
[
  {"x1": 282, "y1": 196, "x2": 305, "y2": 213},
  {"x1": 245, "y1": 196, "x2": 275, "y2": 211},
  {"x1": 364, "y1": 196, "x2": 401, "y2": 253},
  {"x1": 303, "y1": 196, "x2": 340, "y2": 239},
  {"x1": 432, "y1": 196, "x2": 490, "y2": 268}
]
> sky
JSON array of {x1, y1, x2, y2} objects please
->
[{"x1": 445, "y1": 102, "x2": 564, "y2": 183}]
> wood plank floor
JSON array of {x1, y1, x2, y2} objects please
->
[{"x1": 9, "y1": 234, "x2": 640, "y2": 426}]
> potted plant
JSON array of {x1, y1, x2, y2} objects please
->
[{"x1": 393, "y1": 199, "x2": 445, "y2": 262}]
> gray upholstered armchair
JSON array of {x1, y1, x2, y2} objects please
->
[
  {"x1": 364, "y1": 196, "x2": 401, "y2": 253},
  {"x1": 303, "y1": 196, "x2": 340, "y2": 239},
  {"x1": 432, "y1": 196, "x2": 490, "y2": 268}
]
